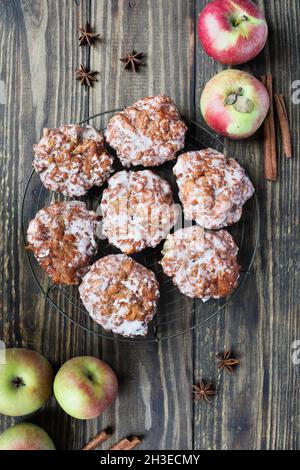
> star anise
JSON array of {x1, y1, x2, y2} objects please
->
[
  {"x1": 78, "y1": 22, "x2": 100, "y2": 47},
  {"x1": 193, "y1": 380, "x2": 215, "y2": 405},
  {"x1": 120, "y1": 50, "x2": 146, "y2": 72},
  {"x1": 216, "y1": 350, "x2": 240, "y2": 373},
  {"x1": 75, "y1": 65, "x2": 98, "y2": 87}
]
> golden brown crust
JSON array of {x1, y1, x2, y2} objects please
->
[
  {"x1": 161, "y1": 226, "x2": 240, "y2": 301},
  {"x1": 27, "y1": 201, "x2": 99, "y2": 285},
  {"x1": 79, "y1": 255, "x2": 160, "y2": 336},
  {"x1": 105, "y1": 95, "x2": 187, "y2": 167},
  {"x1": 33, "y1": 125, "x2": 114, "y2": 196},
  {"x1": 173, "y1": 148, "x2": 254, "y2": 229},
  {"x1": 100, "y1": 170, "x2": 178, "y2": 253}
]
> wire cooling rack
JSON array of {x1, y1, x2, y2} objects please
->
[{"x1": 21, "y1": 111, "x2": 260, "y2": 342}]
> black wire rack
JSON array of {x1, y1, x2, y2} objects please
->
[{"x1": 21, "y1": 110, "x2": 260, "y2": 343}]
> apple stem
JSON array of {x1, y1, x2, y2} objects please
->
[
  {"x1": 224, "y1": 88, "x2": 253, "y2": 113},
  {"x1": 12, "y1": 377, "x2": 25, "y2": 388},
  {"x1": 224, "y1": 88, "x2": 244, "y2": 106},
  {"x1": 233, "y1": 14, "x2": 248, "y2": 27}
]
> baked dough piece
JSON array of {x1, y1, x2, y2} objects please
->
[
  {"x1": 173, "y1": 148, "x2": 254, "y2": 229},
  {"x1": 161, "y1": 226, "x2": 240, "y2": 301},
  {"x1": 33, "y1": 125, "x2": 114, "y2": 196},
  {"x1": 100, "y1": 170, "x2": 179, "y2": 254},
  {"x1": 27, "y1": 201, "x2": 99, "y2": 285},
  {"x1": 79, "y1": 254, "x2": 160, "y2": 337},
  {"x1": 105, "y1": 95, "x2": 187, "y2": 167}
]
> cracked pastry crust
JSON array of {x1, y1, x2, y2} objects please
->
[
  {"x1": 79, "y1": 254, "x2": 160, "y2": 337},
  {"x1": 100, "y1": 170, "x2": 179, "y2": 254},
  {"x1": 33, "y1": 125, "x2": 114, "y2": 196},
  {"x1": 105, "y1": 95, "x2": 188, "y2": 167},
  {"x1": 173, "y1": 148, "x2": 254, "y2": 229},
  {"x1": 27, "y1": 201, "x2": 99, "y2": 285},
  {"x1": 161, "y1": 226, "x2": 240, "y2": 301}
]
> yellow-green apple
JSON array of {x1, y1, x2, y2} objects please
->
[
  {"x1": 200, "y1": 69, "x2": 269, "y2": 139},
  {"x1": 0, "y1": 423, "x2": 55, "y2": 450},
  {"x1": 53, "y1": 356, "x2": 118, "y2": 419},
  {"x1": 198, "y1": 0, "x2": 268, "y2": 65},
  {"x1": 0, "y1": 348, "x2": 54, "y2": 416}
]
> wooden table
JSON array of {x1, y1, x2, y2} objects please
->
[{"x1": 0, "y1": 0, "x2": 299, "y2": 450}]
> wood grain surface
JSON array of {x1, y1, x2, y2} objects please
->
[{"x1": 0, "y1": 0, "x2": 299, "y2": 450}]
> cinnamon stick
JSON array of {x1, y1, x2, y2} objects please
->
[
  {"x1": 261, "y1": 74, "x2": 277, "y2": 181},
  {"x1": 274, "y1": 94, "x2": 292, "y2": 158},
  {"x1": 82, "y1": 428, "x2": 112, "y2": 450},
  {"x1": 109, "y1": 436, "x2": 141, "y2": 451}
]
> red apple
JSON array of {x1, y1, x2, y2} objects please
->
[
  {"x1": 200, "y1": 69, "x2": 269, "y2": 139},
  {"x1": 0, "y1": 423, "x2": 55, "y2": 450},
  {"x1": 198, "y1": 0, "x2": 268, "y2": 65},
  {"x1": 53, "y1": 356, "x2": 118, "y2": 419},
  {"x1": 0, "y1": 348, "x2": 54, "y2": 416}
]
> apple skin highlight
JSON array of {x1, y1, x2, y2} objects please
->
[
  {"x1": 0, "y1": 348, "x2": 54, "y2": 417},
  {"x1": 0, "y1": 423, "x2": 55, "y2": 450},
  {"x1": 198, "y1": 0, "x2": 268, "y2": 65},
  {"x1": 200, "y1": 69, "x2": 270, "y2": 139},
  {"x1": 53, "y1": 356, "x2": 118, "y2": 420}
]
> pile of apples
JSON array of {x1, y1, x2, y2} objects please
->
[
  {"x1": 198, "y1": 0, "x2": 270, "y2": 139},
  {"x1": 0, "y1": 349, "x2": 118, "y2": 450}
]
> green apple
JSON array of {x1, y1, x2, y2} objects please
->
[
  {"x1": 0, "y1": 423, "x2": 55, "y2": 450},
  {"x1": 0, "y1": 348, "x2": 54, "y2": 416},
  {"x1": 53, "y1": 356, "x2": 118, "y2": 419},
  {"x1": 200, "y1": 69, "x2": 270, "y2": 139}
]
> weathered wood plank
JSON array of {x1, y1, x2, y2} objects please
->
[
  {"x1": 0, "y1": 0, "x2": 92, "y2": 450},
  {"x1": 86, "y1": 0, "x2": 195, "y2": 451},
  {"x1": 194, "y1": 0, "x2": 300, "y2": 450},
  {"x1": 1, "y1": 0, "x2": 299, "y2": 451},
  {"x1": 0, "y1": 0, "x2": 195, "y2": 450}
]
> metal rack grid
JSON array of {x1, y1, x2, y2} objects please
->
[{"x1": 21, "y1": 111, "x2": 260, "y2": 342}]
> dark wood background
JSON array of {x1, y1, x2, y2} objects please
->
[{"x1": 0, "y1": 0, "x2": 299, "y2": 450}]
